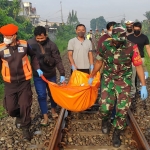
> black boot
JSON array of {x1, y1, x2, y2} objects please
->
[
  {"x1": 15, "y1": 117, "x2": 21, "y2": 129},
  {"x1": 101, "y1": 119, "x2": 111, "y2": 134},
  {"x1": 112, "y1": 128, "x2": 121, "y2": 147},
  {"x1": 22, "y1": 127, "x2": 31, "y2": 141}
]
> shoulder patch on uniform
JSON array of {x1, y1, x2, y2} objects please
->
[
  {"x1": 0, "y1": 43, "x2": 7, "y2": 51},
  {"x1": 19, "y1": 40, "x2": 27, "y2": 47}
]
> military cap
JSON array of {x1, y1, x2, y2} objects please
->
[
  {"x1": 0, "y1": 24, "x2": 18, "y2": 36},
  {"x1": 111, "y1": 26, "x2": 126, "y2": 41}
]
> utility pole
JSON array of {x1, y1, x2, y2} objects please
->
[
  {"x1": 60, "y1": 1, "x2": 64, "y2": 24},
  {"x1": 45, "y1": 19, "x2": 49, "y2": 34}
]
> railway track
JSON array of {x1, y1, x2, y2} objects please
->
[{"x1": 45, "y1": 105, "x2": 150, "y2": 150}]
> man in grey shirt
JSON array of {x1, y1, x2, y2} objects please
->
[{"x1": 68, "y1": 24, "x2": 94, "y2": 74}]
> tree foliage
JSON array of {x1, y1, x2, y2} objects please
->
[
  {"x1": 67, "y1": 10, "x2": 80, "y2": 27},
  {"x1": 90, "y1": 16, "x2": 107, "y2": 31},
  {"x1": 0, "y1": 9, "x2": 33, "y2": 43},
  {"x1": 0, "y1": 0, "x2": 34, "y2": 83},
  {"x1": 90, "y1": 19, "x2": 96, "y2": 30},
  {"x1": 0, "y1": 0, "x2": 22, "y2": 20},
  {"x1": 144, "y1": 11, "x2": 150, "y2": 21},
  {"x1": 55, "y1": 25, "x2": 76, "y2": 52},
  {"x1": 142, "y1": 11, "x2": 150, "y2": 36}
]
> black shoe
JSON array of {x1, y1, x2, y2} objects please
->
[
  {"x1": 15, "y1": 117, "x2": 21, "y2": 129},
  {"x1": 22, "y1": 127, "x2": 31, "y2": 141},
  {"x1": 101, "y1": 119, "x2": 111, "y2": 134},
  {"x1": 112, "y1": 128, "x2": 121, "y2": 147}
]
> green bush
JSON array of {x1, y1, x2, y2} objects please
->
[
  {"x1": 54, "y1": 25, "x2": 76, "y2": 52},
  {"x1": 0, "y1": 9, "x2": 34, "y2": 43}
]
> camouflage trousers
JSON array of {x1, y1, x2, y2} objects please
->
[{"x1": 99, "y1": 76, "x2": 131, "y2": 130}]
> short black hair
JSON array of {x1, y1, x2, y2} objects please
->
[
  {"x1": 34, "y1": 26, "x2": 46, "y2": 36},
  {"x1": 76, "y1": 24, "x2": 86, "y2": 30},
  {"x1": 110, "y1": 21, "x2": 117, "y2": 26},
  {"x1": 133, "y1": 22, "x2": 142, "y2": 29},
  {"x1": 106, "y1": 22, "x2": 114, "y2": 30}
]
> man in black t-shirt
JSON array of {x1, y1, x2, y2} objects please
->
[{"x1": 127, "y1": 22, "x2": 150, "y2": 97}]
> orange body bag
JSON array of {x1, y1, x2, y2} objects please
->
[{"x1": 41, "y1": 71, "x2": 100, "y2": 112}]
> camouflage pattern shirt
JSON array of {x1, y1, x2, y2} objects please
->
[
  {"x1": 95, "y1": 32, "x2": 101, "y2": 42},
  {"x1": 99, "y1": 40, "x2": 134, "y2": 83}
]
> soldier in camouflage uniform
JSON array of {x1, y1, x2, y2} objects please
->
[
  {"x1": 94, "y1": 29, "x2": 101, "y2": 47},
  {"x1": 88, "y1": 27, "x2": 148, "y2": 147}
]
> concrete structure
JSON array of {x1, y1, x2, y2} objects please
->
[
  {"x1": 22, "y1": 1, "x2": 40, "y2": 26},
  {"x1": 38, "y1": 20, "x2": 62, "y2": 27}
]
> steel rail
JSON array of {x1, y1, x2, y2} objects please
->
[
  {"x1": 48, "y1": 108, "x2": 68, "y2": 150},
  {"x1": 127, "y1": 109, "x2": 150, "y2": 150},
  {"x1": 47, "y1": 108, "x2": 150, "y2": 150}
]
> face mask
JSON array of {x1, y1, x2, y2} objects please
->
[
  {"x1": 77, "y1": 32, "x2": 85, "y2": 37},
  {"x1": 4, "y1": 36, "x2": 13, "y2": 45},
  {"x1": 134, "y1": 30, "x2": 141, "y2": 36},
  {"x1": 38, "y1": 39, "x2": 47, "y2": 45},
  {"x1": 108, "y1": 31, "x2": 112, "y2": 36},
  {"x1": 127, "y1": 28, "x2": 133, "y2": 33},
  {"x1": 113, "y1": 40, "x2": 124, "y2": 49}
]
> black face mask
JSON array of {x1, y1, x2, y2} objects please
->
[
  {"x1": 77, "y1": 32, "x2": 85, "y2": 38},
  {"x1": 127, "y1": 28, "x2": 132, "y2": 33},
  {"x1": 38, "y1": 38, "x2": 47, "y2": 45},
  {"x1": 112, "y1": 40, "x2": 124, "y2": 49},
  {"x1": 134, "y1": 30, "x2": 141, "y2": 36}
]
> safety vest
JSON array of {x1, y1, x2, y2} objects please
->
[{"x1": 0, "y1": 40, "x2": 32, "y2": 83}]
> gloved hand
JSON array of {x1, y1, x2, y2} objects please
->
[
  {"x1": 71, "y1": 65, "x2": 76, "y2": 71},
  {"x1": 141, "y1": 86, "x2": 148, "y2": 100},
  {"x1": 60, "y1": 76, "x2": 65, "y2": 83},
  {"x1": 90, "y1": 64, "x2": 94, "y2": 72},
  {"x1": 37, "y1": 69, "x2": 43, "y2": 77},
  {"x1": 88, "y1": 77, "x2": 94, "y2": 85},
  {"x1": 144, "y1": 72, "x2": 149, "y2": 79}
]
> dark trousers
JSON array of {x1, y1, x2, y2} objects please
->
[
  {"x1": 3, "y1": 80, "x2": 32, "y2": 127},
  {"x1": 33, "y1": 76, "x2": 57, "y2": 114}
]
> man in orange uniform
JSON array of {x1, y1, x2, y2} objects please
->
[{"x1": 0, "y1": 24, "x2": 43, "y2": 141}]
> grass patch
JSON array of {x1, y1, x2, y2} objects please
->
[
  {"x1": 55, "y1": 39, "x2": 68, "y2": 53},
  {"x1": 0, "y1": 84, "x2": 6, "y2": 119},
  {"x1": 144, "y1": 48, "x2": 150, "y2": 73}
]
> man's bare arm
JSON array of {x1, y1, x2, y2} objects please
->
[
  {"x1": 135, "y1": 65, "x2": 146, "y2": 86},
  {"x1": 90, "y1": 60, "x2": 103, "y2": 78},
  {"x1": 68, "y1": 51, "x2": 77, "y2": 68}
]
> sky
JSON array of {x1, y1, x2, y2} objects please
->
[{"x1": 25, "y1": 0, "x2": 150, "y2": 30}]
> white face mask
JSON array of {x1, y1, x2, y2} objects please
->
[
  {"x1": 107, "y1": 31, "x2": 112, "y2": 36},
  {"x1": 4, "y1": 36, "x2": 13, "y2": 45}
]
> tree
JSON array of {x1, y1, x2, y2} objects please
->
[
  {"x1": 67, "y1": 10, "x2": 80, "y2": 26},
  {"x1": 90, "y1": 19, "x2": 96, "y2": 30},
  {"x1": 90, "y1": 16, "x2": 107, "y2": 31},
  {"x1": 51, "y1": 23, "x2": 58, "y2": 28},
  {"x1": 0, "y1": 9, "x2": 33, "y2": 43},
  {"x1": 11, "y1": 0, "x2": 22, "y2": 20},
  {"x1": 55, "y1": 25, "x2": 76, "y2": 52},
  {"x1": 96, "y1": 16, "x2": 107, "y2": 31},
  {"x1": 134, "y1": 19, "x2": 140, "y2": 22},
  {"x1": 142, "y1": 11, "x2": 150, "y2": 36},
  {"x1": 144, "y1": 11, "x2": 150, "y2": 21},
  {"x1": 0, "y1": 0, "x2": 22, "y2": 20}
]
